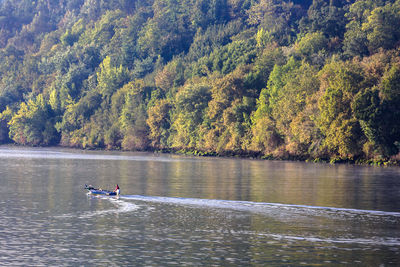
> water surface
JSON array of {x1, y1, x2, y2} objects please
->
[{"x1": 0, "y1": 146, "x2": 399, "y2": 266}]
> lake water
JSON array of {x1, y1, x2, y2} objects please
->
[{"x1": 0, "y1": 146, "x2": 399, "y2": 266}]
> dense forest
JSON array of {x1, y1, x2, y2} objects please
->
[{"x1": 0, "y1": 0, "x2": 399, "y2": 163}]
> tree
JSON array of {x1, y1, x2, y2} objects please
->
[
  {"x1": 343, "y1": 24, "x2": 369, "y2": 58},
  {"x1": 154, "y1": 57, "x2": 185, "y2": 92},
  {"x1": 202, "y1": 67, "x2": 255, "y2": 153},
  {"x1": 147, "y1": 99, "x2": 171, "y2": 148},
  {"x1": 342, "y1": 0, "x2": 375, "y2": 58},
  {"x1": 362, "y1": 3, "x2": 400, "y2": 53},
  {"x1": 294, "y1": 31, "x2": 328, "y2": 62},
  {"x1": 97, "y1": 56, "x2": 129, "y2": 100},
  {"x1": 0, "y1": 106, "x2": 12, "y2": 143},
  {"x1": 271, "y1": 61, "x2": 320, "y2": 155},
  {"x1": 56, "y1": 90, "x2": 102, "y2": 147},
  {"x1": 8, "y1": 94, "x2": 59, "y2": 145},
  {"x1": 247, "y1": 0, "x2": 303, "y2": 45},
  {"x1": 137, "y1": 0, "x2": 195, "y2": 61},
  {"x1": 317, "y1": 61, "x2": 365, "y2": 159},
  {"x1": 353, "y1": 64, "x2": 400, "y2": 157},
  {"x1": 300, "y1": 0, "x2": 347, "y2": 38},
  {"x1": 169, "y1": 82, "x2": 211, "y2": 149},
  {"x1": 118, "y1": 81, "x2": 152, "y2": 150}
]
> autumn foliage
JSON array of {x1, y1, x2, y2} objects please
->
[{"x1": 0, "y1": 0, "x2": 399, "y2": 162}]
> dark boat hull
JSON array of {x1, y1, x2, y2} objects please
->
[
  {"x1": 88, "y1": 189, "x2": 117, "y2": 196},
  {"x1": 85, "y1": 184, "x2": 117, "y2": 196}
]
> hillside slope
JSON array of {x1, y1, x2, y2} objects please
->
[{"x1": 0, "y1": 0, "x2": 399, "y2": 163}]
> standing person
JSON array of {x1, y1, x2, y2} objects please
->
[{"x1": 114, "y1": 184, "x2": 120, "y2": 195}]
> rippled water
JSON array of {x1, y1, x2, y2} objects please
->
[{"x1": 0, "y1": 146, "x2": 399, "y2": 266}]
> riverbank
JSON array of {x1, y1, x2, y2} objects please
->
[
  {"x1": 2, "y1": 143, "x2": 399, "y2": 166},
  {"x1": 144, "y1": 147, "x2": 400, "y2": 166}
]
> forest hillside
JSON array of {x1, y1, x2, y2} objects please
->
[{"x1": 0, "y1": 0, "x2": 399, "y2": 163}]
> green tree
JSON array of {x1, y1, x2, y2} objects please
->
[
  {"x1": 56, "y1": 90, "x2": 102, "y2": 147},
  {"x1": 300, "y1": 0, "x2": 347, "y2": 38},
  {"x1": 147, "y1": 99, "x2": 171, "y2": 149},
  {"x1": 203, "y1": 67, "x2": 254, "y2": 153},
  {"x1": 342, "y1": 0, "x2": 375, "y2": 58},
  {"x1": 118, "y1": 81, "x2": 153, "y2": 150},
  {"x1": 8, "y1": 94, "x2": 59, "y2": 145},
  {"x1": 247, "y1": 0, "x2": 303, "y2": 45},
  {"x1": 362, "y1": 2, "x2": 400, "y2": 53},
  {"x1": 294, "y1": 32, "x2": 328, "y2": 61},
  {"x1": 317, "y1": 61, "x2": 365, "y2": 159},
  {"x1": 137, "y1": 0, "x2": 195, "y2": 61},
  {"x1": 97, "y1": 56, "x2": 129, "y2": 100},
  {"x1": 271, "y1": 62, "x2": 320, "y2": 155},
  {"x1": 0, "y1": 106, "x2": 12, "y2": 143},
  {"x1": 169, "y1": 82, "x2": 211, "y2": 149},
  {"x1": 267, "y1": 57, "x2": 300, "y2": 109},
  {"x1": 343, "y1": 24, "x2": 369, "y2": 58},
  {"x1": 353, "y1": 64, "x2": 400, "y2": 157}
]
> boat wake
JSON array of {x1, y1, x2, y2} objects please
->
[
  {"x1": 54, "y1": 196, "x2": 139, "y2": 220},
  {"x1": 79, "y1": 197, "x2": 139, "y2": 219},
  {"x1": 263, "y1": 233, "x2": 400, "y2": 246},
  {"x1": 200, "y1": 228, "x2": 400, "y2": 247},
  {"x1": 117, "y1": 195, "x2": 400, "y2": 247},
  {"x1": 53, "y1": 194, "x2": 400, "y2": 248},
  {"x1": 121, "y1": 195, "x2": 400, "y2": 220}
]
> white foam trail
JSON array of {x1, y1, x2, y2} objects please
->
[
  {"x1": 79, "y1": 197, "x2": 139, "y2": 219},
  {"x1": 121, "y1": 195, "x2": 400, "y2": 218},
  {"x1": 54, "y1": 197, "x2": 139, "y2": 219},
  {"x1": 207, "y1": 229, "x2": 400, "y2": 246},
  {"x1": 265, "y1": 234, "x2": 400, "y2": 246}
]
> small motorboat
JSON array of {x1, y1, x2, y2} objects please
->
[{"x1": 85, "y1": 184, "x2": 119, "y2": 196}]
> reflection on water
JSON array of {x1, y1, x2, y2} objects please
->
[{"x1": 0, "y1": 146, "x2": 399, "y2": 266}]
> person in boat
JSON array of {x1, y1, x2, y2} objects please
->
[{"x1": 114, "y1": 184, "x2": 120, "y2": 195}]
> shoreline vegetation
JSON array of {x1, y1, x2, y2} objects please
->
[
  {"x1": 3, "y1": 143, "x2": 399, "y2": 166},
  {"x1": 152, "y1": 147, "x2": 400, "y2": 166},
  {"x1": 0, "y1": 0, "x2": 399, "y2": 165}
]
